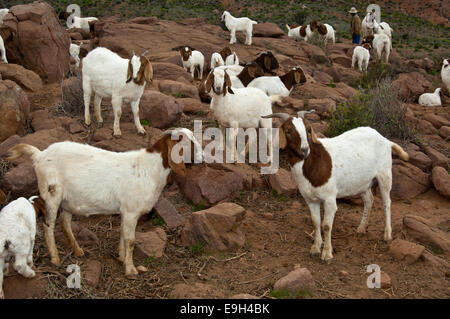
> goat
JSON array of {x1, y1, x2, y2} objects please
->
[
  {"x1": 263, "y1": 112, "x2": 409, "y2": 262},
  {"x1": 59, "y1": 11, "x2": 98, "y2": 34},
  {"x1": 441, "y1": 59, "x2": 450, "y2": 94},
  {"x1": 7, "y1": 129, "x2": 201, "y2": 277},
  {"x1": 82, "y1": 47, "x2": 153, "y2": 137},
  {"x1": 418, "y1": 88, "x2": 442, "y2": 107},
  {"x1": 351, "y1": 43, "x2": 372, "y2": 72},
  {"x1": 205, "y1": 68, "x2": 282, "y2": 161},
  {"x1": 286, "y1": 23, "x2": 314, "y2": 42},
  {"x1": 361, "y1": 11, "x2": 376, "y2": 38},
  {"x1": 310, "y1": 20, "x2": 336, "y2": 44},
  {"x1": 70, "y1": 43, "x2": 80, "y2": 69},
  {"x1": 253, "y1": 51, "x2": 279, "y2": 74},
  {"x1": 210, "y1": 52, "x2": 225, "y2": 70},
  {"x1": 221, "y1": 11, "x2": 257, "y2": 45},
  {"x1": 0, "y1": 196, "x2": 46, "y2": 299},
  {"x1": 225, "y1": 52, "x2": 239, "y2": 66},
  {"x1": 247, "y1": 66, "x2": 306, "y2": 96},
  {"x1": 373, "y1": 20, "x2": 393, "y2": 49},
  {"x1": 179, "y1": 46, "x2": 205, "y2": 80},
  {"x1": 0, "y1": 35, "x2": 7, "y2": 63},
  {"x1": 362, "y1": 34, "x2": 390, "y2": 64}
]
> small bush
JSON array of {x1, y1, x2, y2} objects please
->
[
  {"x1": 326, "y1": 79, "x2": 415, "y2": 143},
  {"x1": 61, "y1": 74, "x2": 84, "y2": 116}
]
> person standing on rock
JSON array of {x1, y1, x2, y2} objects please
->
[{"x1": 349, "y1": 7, "x2": 362, "y2": 44}]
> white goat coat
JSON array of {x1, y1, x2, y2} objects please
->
[
  {"x1": 321, "y1": 24, "x2": 336, "y2": 44},
  {"x1": 248, "y1": 76, "x2": 291, "y2": 97},
  {"x1": 210, "y1": 87, "x2": 273, "y2": 128},
  {"x1": 374, "y1": 21, "x2": 393, "y2": 48},
  {"x1": 418, "y1": 88, "x2": 442, "y2": 107},
  {"x1": 225, "y1": 53, "x2": 239, "y2": 66},
  {"x1": 371, "y1": 33, "x2": 390, "y2": 63},
  {"x1": 286, "y1": 24, "x2": 313, "y2": 42},
  {"x1": 69, "y1": 16, "x2": 98, "y2": 33},
  {"x1": 0, "y1": 197, "x2": 37, "y2": 298},
  {"x1": 352, "y1": 46, "x2": 370, "y2": 72},
  {"x1": 441, "y1": 59, "x2": 450, "y2": 93},
  {"x1": 215, "y1": 65, "x2": 244, "y2": 77}
]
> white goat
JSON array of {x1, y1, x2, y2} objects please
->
[
  {"x1": 361, "y1": 11, "x2": 376, "y2": 38},
  {"x1": 363, "y1": 34, "x2": 390, "y2": 64},
  {"x1": 310, "y1": 20, "x2": 335, "y2": 44},
  {"x1": 225, "y1": 52, "x2": 239, "y2": 65},
  {"x1": 69, "y1": 43, "x2": 80, "y2": 69},
  {"x1": 351, "y1": 43, "x2": 372, "y2": 72},
  {"x1": 441, "y1": 59, "x2": 450, "y2": 93},
  {"x1": 418, "y1": 88, "x2": 442, "y2": 107},
  {"x1": 221, "y1": 11, "x2": 257, "y2": 45},
  {"x1": 0, "y1": 9, "x2": 8, "y2": 25},
  {"x1": 286, "y1": 23, "x2": 313, "y2": 42},
  {"x1": 210, "y1": 52, "x2": 225, "y2": 70},
  {"x1": 82, "y1": 47, "x2": 153, "y2": 137},
  {"x1": 205, "y1": 68, "x2": 281, "y2": 160},
  {"x1": 179, "y1": 46, "x2": 204, "y2": 79},
  {"x1": 7, "y1": 129, "x2": 201, "y2": 277},
  {"x1": 373, "y1": 20, "x2": 393, "y2": 49},
  {"x1": 263, "y1": 113, "x2": 409, "y2": 262},
  {"x1": 59, "y1": 12, "x2": 98, "y2": 33},
  {"x1": 0, "y1": 35, "x2": 7, "y2": 63},
  {"x1": 215, "y1": 64, "x2": 244, "y2": 77},
  {"x1": 247, "y1": 66, "x2": 306, "y2": 97},
  {"x1": 0, "y1": 196, "x2": 45, "y2": 299}
]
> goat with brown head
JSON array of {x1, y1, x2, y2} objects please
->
[
  {"x1": 254, "y1": 51, "x2": 279, "y2": 74},
  {"x1": 126, "y1": 50, "x2": 153, "y2": 85},
  {"x1": 280, "y1": 66, "x2": 307, "y2": 91},
  {"x1": 205, "y1": 69, "x2": 234, "y2": 96}
]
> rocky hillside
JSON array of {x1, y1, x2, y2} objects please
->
[{"x1": 0, "y1": 2, "x2": 449, "y2": 299}]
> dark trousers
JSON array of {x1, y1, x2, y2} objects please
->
[{"x1": 352, "y1": 35, "x2": 361, "y2": 44}]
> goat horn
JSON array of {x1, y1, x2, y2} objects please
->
[
  {"x1": 261, "y1": 113, "x2": 291, "y2": 121},
  {"x1": 297, "y1": 109, "x2": 316, "y2": 118},
  {"x1": 142, "y1": 50, "x2": 149, "y2": 56}
]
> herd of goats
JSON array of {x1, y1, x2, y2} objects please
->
[{"x1": 0, "y1": 7, "x2": 449, "y2": 298}]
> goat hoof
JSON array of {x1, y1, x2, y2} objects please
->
[
  {"x1": 51, "y1": 257, "x2": 61, "y2": 267},
  {"x1": 74, "y1": 247, "x2": 84, "y2": 257},
  {"x1": 138, "y1": 130, "x2": 147, "y2": 136}
]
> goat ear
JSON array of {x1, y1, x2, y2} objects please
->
[
  {"x1": 294, "y1": 70, "x2": 301, "y2": 83},
  {"x1": 167, "y1": 139, "x2": 186, "y2": 177},
  {"x1": 144, "y1": 58, "x2": 153, "y2": 83},
  {"x1": 205, "y1": 72, "x2": 214, "y2": 93},
  {"x1": 224, "y1": 72, "x2": 233, "y2": 96},
  {"x1": 278, "y1": 127, "x2": 287, "y2": 149},
  {"x1": 126, "y1": 60, "x2": 133, "y2": 83},
  {"x1": 306, "y1": 123, "x2": 319, "y2": 144},
  {"x1": 247, "y1": 65, "x2": 256, "y2": 78}
]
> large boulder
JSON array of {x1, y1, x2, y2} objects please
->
[
  {"x1": 392, "y1": 72, "x2": 433, "y2": 102},
  {"x1": 174, "y1": 165, "x2": 244, "y2": 206},
  {"x1": 181, "y1": 202, "x2": 246, "y2": 251},
  {"x1": 391, "y1": 160, "x2": 430, "y2": 200},
  {"x1": 152, "y1": 62, "x2": 192, "y2": 83},
  {"x1": 253, "y1": 23, "x2": 285, "y2": 38},
  {"x1": 269, "y1": 168, "x2": 297, "y2": 195},
  {"x1": 134, "y1": 228, "x2": 167, "y2": 259},
  {"x1": 0, "y1": 80, "x2": 30, "y2": 143},
  {"x1": 432, "y1": 166, "x2": 450, "y2": 199},
  {"x1": 158, "y1": 79, "x2": 200, "y2": 99},
  {"x1": 0, "y1": 63, "x2": 43, "y2": 92},
  {"x1": 137, "y1": 90, "x2": 184, "y2": 129},
  {"x1": 2, "y1": 2, "x2": 70, "y2": 83}
]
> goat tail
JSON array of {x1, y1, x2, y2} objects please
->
[
  {"x1": 7, "y1": 143, "x2": 41, "y2": 162},
  {"x1": 269, "y1": 95, "x2": 283, "y2": 105},
  {"x1": 251, "y1": 20, "x2": 258, "y2": 25},
  {"x1": 391, "y1": 143, "x2": 409, "y2": 161},
  {"x1": 285, "y1": 24, "x2": 290, "y2": 31}
]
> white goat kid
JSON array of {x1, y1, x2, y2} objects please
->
[
  {"x1": 7, "y1": 129, "x2": 201, "y2": 277},
  {"x1": 59, "y1": 11, "x2": 98, "y2": 33},
  {"x1": 263, "y1": 113, "x2": 409, "y2": 262},
  {"x1": 82, "y1": 47, "x2": 153, "y2": 137},
  {"x1": 221, "y1": 11, "x2": 257, "y2": 45},
  {"x1": 0, "y1": 35, "x2": 7, "y2": 63},
  {"x1": 418, "y1": 88, "x2": 442, "y2": 107},
  {"x1": 363, "y1": 34, "x2": 390, "y2": 64},
  {"x1": 352, "y1": 43, "x2": 372, "y2": 72},
  {"x1": 179, "y1": 46, "x2": 204, "y2": 79},
  {"x1": 0, "y1": 196, "x2": 45, "y2": 299},
  {"x1": 441, "y1": 59, "x2": 450, "y2": 94}
]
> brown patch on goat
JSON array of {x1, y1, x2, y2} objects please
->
[
  {"x1": 254, "y1": 51, "x2": 279, "y2": 73},
  {"x1": 280, "y1": 118, "x2": 304, "y2": 166},
  {"x1": 280, "y1": 67, "x2": 307, "y2": 91},
  {"x1": 59, "y1": 12, "x2": 70, "y2": 20},
  {"x1": 237, "y1": 62, "x2": 264, "y2": 87},
  {"x1": 289, "y1": 24, "x2": 300, "y2": 29},
  {"x1": 136, "y1": 56, "x2": 153, "y2": 85},
  {"x1": 362, "y1": 43, "x2": 372, "y2": 51},
  {"x1": 205, "y1": 71, "x2": 215, "y2": 94},
  {"x1": 362, "y1": 35, "x2": 374, "y2": 46},
  {"x1": 147, "y1": 135, "x2": 186, "y2": 177},
  {"x1": 317, "y1": 23, "x2": 327, "y2": 35},
  {"x1": 33, "y1": 197, "x2": 48, "y2": 225},
  {"x1": 223, "y1": 71, "x2": 234, "y2": 96},
  {"x1": 310, "y1": 20, "x2": 318, "y2": 31},
  {"x1": 299, "y1": 25, "x2": 307, "y2": 37},
  {"x1": 302, "y1": 120, "x2": 332, "y2": 187},
  {"x1": 219, "y1": 46, "x2": 232, "y2": 61},
  {"x1": 180, "y1": 46, "x2": 192, "y2": 62}
]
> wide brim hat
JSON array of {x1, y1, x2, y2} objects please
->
[{"x1": 348, "y1": 7, "x2": 358, "y2": 13}]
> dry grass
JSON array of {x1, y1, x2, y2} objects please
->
[{"x1": 60, "y1": 74, "x2": 84, "y2": 117}]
